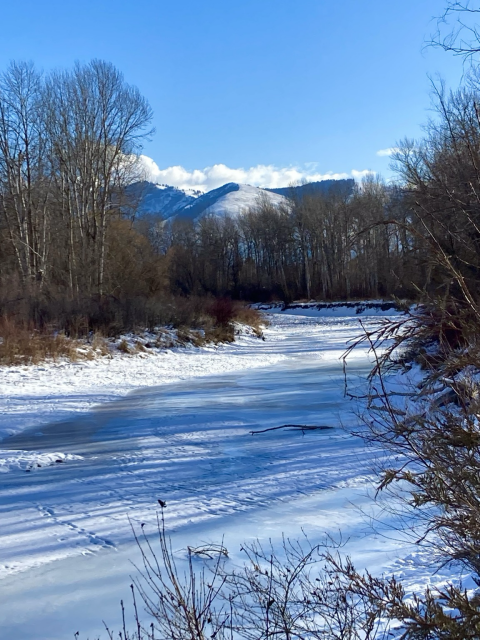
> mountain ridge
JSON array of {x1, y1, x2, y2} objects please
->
[
  {"x1": 268, "y1": 179, "x2": 355, "y2": 199},
  {"x1": 130, "y1": 178, "x2": 355, "y2": 220}
]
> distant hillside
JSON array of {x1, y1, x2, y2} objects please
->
[
  {"x1": 127, "y1": 181, "x2": 202, "y2": 218},
  {"x1": 179, "y1": 183, "x2": 287, "y2": 219},
  {"x1": 129, "y1": 181, "x2": 288, "y2": 220},
  {"x1": 128, "y1": 178, "x2": 355, "y2": 220},
  {"x1": 268, "y1": 179, "x2": 355, "y2": 199}
]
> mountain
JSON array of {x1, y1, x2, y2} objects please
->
[
  {"x1": 268, "y1": 179, "x2": 355, "y2": 199},
  {"x1": 128, "y1": 181, "x2": 202, "y2": 218},
  {"x1": 178, "y1": 183, "x2": 287, "y2": 219},
  {"x1": 130, "y1": 181, "x2": 288, "y2": 220},
  {"x1": 129, "y1": 178, "x2": 355, "y2": 221}
]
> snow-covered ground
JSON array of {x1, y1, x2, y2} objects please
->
[
  {"x1": 0, "y1": 308, "x2": 454, "y2": 639},
  {"x1": 0, "y1": 326, "x2": 286, "y2": 443}
]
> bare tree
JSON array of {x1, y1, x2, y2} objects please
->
[
  {"x1": 43, "y1": 60, "x2": 153, "y2": 295},
  {"x1": 0, "y1": 61, "x2": 50, "y2": 287},
  {"x1": 430, "y1": 1, "x2": 480, "y2": 61}
]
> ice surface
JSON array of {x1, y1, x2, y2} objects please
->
[
  {"x1": 0, "y1": 326, "x2": 287, "y2": 442},
  {"x1": 0, "y1": 310, "x2": 459, "y2": 639}
]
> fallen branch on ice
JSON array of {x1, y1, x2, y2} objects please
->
[
  {"x1": 250, "y1": 424, "x2": 334, "y2": 435},
  {"x1": 187, "y1": 543, "x2": 229, "y2": 559}
]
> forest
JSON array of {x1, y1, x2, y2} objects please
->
[{"x1": 2, "y1": 57, "x2": 478, "y2": 343}]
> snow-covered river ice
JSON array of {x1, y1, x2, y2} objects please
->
[{"x1": 0, "y1": 311, "x2": 429, "y2": 639}]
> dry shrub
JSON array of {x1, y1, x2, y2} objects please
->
[
  {"x1": 117, "y1": 339, "x2": 131, "y2": 354},
  {"x1": 0, "y1": 296, "x2": 265, "y2": 365},
  {"x1": 154, "y1": 329, "x2": 177, "y2": 349},
  {"x1": 95, "y1": 516, "x2": 394, "y2": 640},
  {"x1": 232, "y1": 303, "x2": 265, "y2": 335},
  {"x1": 208, "y1": 297, "x2": 235, "y2": 326},
  {"x1": 164, "y1": 296, "x2": 214, "y2": 329},
  {"x1": 204, "y1": 324, "x2": 235, "y2": 343},
  {"x1": 176, "y1": 328, "x2": 207, "y2": 347}
]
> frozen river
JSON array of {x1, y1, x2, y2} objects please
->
[{"x1": 0, "y1": 312, "x2": 411, "y2": 639}]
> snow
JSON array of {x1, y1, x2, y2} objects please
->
[
  {"x1": 202, "y1": 183, "x2": 286, "y2": 218},
  {"x1": 0, "y1": 306, "x2": 460, "y2": 639},
  {"x1": 0, "y1": 327, "x2": 286, "y2": 443},
  {"x1": 136, "y1": 181, "x2": 287, "y2": 220},
  {"x1": 154, "y1": 183, "x2": 202, "y2": 198},
  {"x1": 0, "y1": 450, "x2": 83, "y2": 474},
  {"x1": 256, "y1": 300, "x2": 404, "y2": 317},
  {"x1": 133, "y1": 183, "x2": 202, "y2": 218}
]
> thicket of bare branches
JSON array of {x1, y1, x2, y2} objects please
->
[
  {"x1": 333, "y1": 68, "x2": 480, "y2": 637},
  {"x1": 99, "y1": 513, "x2": 401, "y2": 640},
  {"x1": 430, "y1": 1, "x2": 480, "y2": 60},
  {"x1": 151, "y1": 180, "x2": 419, "y2": 304}
]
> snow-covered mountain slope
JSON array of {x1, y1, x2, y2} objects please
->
[
  {"x1": 129, "y1": 178, "x2": 354, "y2": 221},
  {"x1": 129, "y1": 181, "x2": 288, "y2": 220},
  {"x1": 127, "y1": 181, "x2": 202, "y2": 217},
  {"x1": 180, "y1": 182, "x2": 288, "y2": 219}
]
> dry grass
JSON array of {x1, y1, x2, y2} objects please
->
[
  {"x1": 0, "y1": 318, "x2": 81, "y2": 366},
  {"x1": 90, "y1": 333, "x2": 110, "y2": 356},
  {"x1": 0, "y1": 300, "x2": 266, "y2": 366},
  {"x1": 176, "y1": 327, "x2": 208, "y2": 347},
  {"x1": 117, "y1": 338, "x2": 131, "y2": 354},
  {"x1": 134, "y1": 340, "x2": 147, "y2": 353},
  {"x1": 0, "y1": 319, "x2": 114, "y2": 366},
  {"x1": 204, "y1": 324, "x2": 235, "y2": 343}
]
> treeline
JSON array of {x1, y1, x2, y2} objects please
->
[
  {"x1": 0, "y1": 59, "x2": 153, "y2": 296},
  {"x1": 2, "y1": 58, "x2": 480, "y2": 338},
  {"x1": 152, "y1": 71, "x2": 480, "y2": 307},
  {"x1": 140, "y1": 72, "x2": 480, "y2": 312},
  {"x1": 151, "y1": 179, "x2": 416, "y2": 302}
]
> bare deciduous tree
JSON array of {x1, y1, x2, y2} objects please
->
[
  {"x1": 0, "y1": 61, "x2": 50, "y2": 287},
  {"x1": 43, "y1": 59, "x2": 153, "y2": 295},
  {"x1": 430, "y1": 1, "x2": 480, "y2": 61}
]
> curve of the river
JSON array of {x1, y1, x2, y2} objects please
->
[{"x1": 0, "y1": 314, "x2": 402, "y2": 640}]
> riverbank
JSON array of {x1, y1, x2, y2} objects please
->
[
  {"x1": 0, "y1": 323, "x2": 278, "y2": 445},
  {"x1": 0, "y1": 302, "x2": 402, "y2": 444}
]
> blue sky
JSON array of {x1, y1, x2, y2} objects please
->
[{"x1": 0, "y1": 0, "x2": 468, "y2": 189}]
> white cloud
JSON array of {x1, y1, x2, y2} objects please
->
[
  {"x1": 351, "y1": 169, "x2": 376, "y2": 180},
  {"x1": 136, "y1": 156, "x2": 373, "y2": 191},
  {"x1": 376, "y1": 148, "x2": 399, "y2": 157}
]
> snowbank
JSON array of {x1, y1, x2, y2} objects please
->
[{"x1": 256, "y1": 300, "x2": 404, "y2": 317}]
